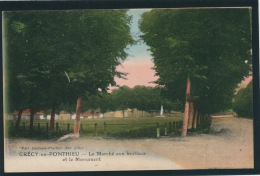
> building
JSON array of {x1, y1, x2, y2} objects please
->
[
  {"x1": 59, "y1": 111, "x2": 101, "y2": 120},
  {"x1": 9, "y1": 109, "x2": 44, "y2": 120},
  {"x1": 103, "y1": 109, "x2": 158, "y2": 118},
  {"x1": 59, "y1": 113, "x2": 71, "y2": 120}
]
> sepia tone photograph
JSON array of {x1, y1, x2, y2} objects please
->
[{"x1": 2, "y1": 5, "x2": 256, "y2": 173}]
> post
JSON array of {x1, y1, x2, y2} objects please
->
[
  {"x1": 46, "y1": 123, "x2": 49, "y2": 132},
  {"x1": 50, "y1": 103, "x2": 56, "y2": 131},
  {"x1": 188, "y1": 101, "x2": 194, "y2": 129},
  {"x1": 193, "y1": 109, "x2": 198, "y2": 129},
  {"x1": 198, "y1": 113, "x2": 201, "y2": 125},
  {"x1": 23, "y1": 122, "x2": 25, "y2": 129},
  {"x1": 29, "y1": 109, "x2": 35, "y2": 130},
  {"x1": 104, "y1": 122, "x2": 107, "y2": 137},
  {"x1": 95, "y1": 123, "x2": 97, "y2": 136},
  {"x1": 156, "y1": 123, "x2": 160, "y2": 138},
  {"x1": 80, "y1": 123, "x2": 83, "y2": 131},
  {"x1": 37, "y1": 123, "x2": 40, "y2": 130},
  {"x1": 169, "y1": 122, "x2": 172, "y2": 133},
  {"x1": 67, "y1": 123, "x2": 70, "y2": 132},
  {"x1": 164, "y1": 123, "x2": 167, "y2": 136},
  {"x1": 56, "y1": 122, "x2": 59, "y2": 131}
]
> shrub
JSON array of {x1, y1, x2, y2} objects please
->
[{"x1": 233, "y1": 81, "x2": 253, "y2": 118}]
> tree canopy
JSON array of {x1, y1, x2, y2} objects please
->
[
  {"x1": 77, "y1": 86, "x2": 180, "y2": 116},
  {"x1": 140, "y1": 8, "x2": 252, "y2": 115},
  {"x1": 5, "y1": 9, "x2": 133, "y2": 108},
  {"x1": 4, "y1": 10, "x2": 134, "y2": 130}
]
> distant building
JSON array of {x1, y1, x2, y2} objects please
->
[
  {"x1": 46, "y1": 114, "x2": 60, "y2": 120},
  {"x1": 81, "y1": 111, "x2": 100, "y2": 119},
  {"x1": 103, "y1": 109, "x2": 158, "y2": 118},
  {"x1": 9, "y1": 109, "x2": 44, "y2": 120},
  {"x1": 103, "y1": 109, "x2": 180, "y2": 118},
  {"x1": 59, "y1": 111, "x2": 101, "y2": 120},
  {"x1": 59, "y1": 113, "x2": 71, "y2": 120},
  {"x1": 8, "y1": 110, "x2": 104, "y2": 121}
]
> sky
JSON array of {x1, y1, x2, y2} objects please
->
[{"x1": 113, "y1": 9, "x2": 159, "y2": 89}]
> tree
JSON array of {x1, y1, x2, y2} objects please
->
[
  {"x1": 131, "y1": 86, "x2": 162, "y2": 116},
  {"x1": 111, "y1": 86, "x2": 134, "y2": 117},
  {"x1": 233, "y1": 81, "x2": 253, "y2": 118},
  {"x1": 61, "y1": 10, "x2": 134, "y2": 134},
  {"x1": 4, "y1": 11, "x2": 71, "y2": 130},
  {"x1": 140, "y1": 9, "x2": 252, "y2": 136},
  {"x1": 111, "y1": 86, "x2": 163, "y2": 117},
  {"x1": 4, "y1": 10, "x2": 134, "y2": 135}
]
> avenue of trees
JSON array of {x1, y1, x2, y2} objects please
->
[
  {"x1": 4, "y1": 8, "x2": 253, "y2": 138},
  {"x1": 79, "y1": 86, "x2": 182, "y2": 117},
  {"x1": 4, "y1": 10, "x2": 134, "y2": 134},
  {"x1": 140, "y1": 9, "x2": 252, "y2": 136}
]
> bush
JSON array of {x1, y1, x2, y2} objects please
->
[{"x1": 233, "y1": 81, "x2": 253, "y2": 118}]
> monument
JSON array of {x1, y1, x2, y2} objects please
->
[{"x1": 156, "y1": 105, "x2": 165, "y2": 117}]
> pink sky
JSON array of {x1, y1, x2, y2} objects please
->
[
  {"x1": 113, "y1": 59, "x2": 158, "y2": 88},
  {"x1": 110, "y1": 60, "x2": 252, "y2": 91}
]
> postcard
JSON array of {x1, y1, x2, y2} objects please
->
[{"x1": 2, "y1": 6, "x2": 255, "y2": 173}]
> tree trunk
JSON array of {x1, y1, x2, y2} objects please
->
[
  {"x1": 50, "y1": 103, "x2": 56, "y2": 131},
  {"x1": 29, "y1": 109, "x2": 35, "y2": 130},
  {"x1": 15, "y1": 109, "x2": 23, "y2": 129},
  {"x1": 181, "y1": 77, "x2": 191, "y2": 137},
  {"x1": 198, "y1": 111, "x2": 201, "y2": 125},
  {"x1": 74, "y1": 96, "x2": 82, "y2": 135},
  {"x1": 193, "y1": 108, "x2": 198, "y2": 129},
  {"x1": 188, "y1": 101, "x2": 194, "y2": 129}
]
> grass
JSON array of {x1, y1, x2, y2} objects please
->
[{"x1": 6, "y1": 116, "x2": 183, "y2": 140}]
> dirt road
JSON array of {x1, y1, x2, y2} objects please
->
[
  {"x1": 132, "y1": 116, "x2": 254, "y2": 169},
  {"x1": 79, "y1": 117, "x2": 253, "y2": 169},
  {"x1": 5, "y1": 117, "x2": 253, "y2": 171}
]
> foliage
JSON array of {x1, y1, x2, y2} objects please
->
[
  {"x1": 233, "y1": 81, "x2": 253, "y2": 118},
  {"x1": 131, "y1": 86, "x2": 161, "y2": 112},
  {"x1": 102, "y1": 86, "x2": 179, "y2": 114},
  {"x1": 140, "y1": 9, "x2": 252, "y2": 115},
  {"x1": 62, "y1": 86, "x2": 180, "y2": 115},
  {"x1": 4, "y1": 10, "x2": 134, "y2": 113},
  {"x1": 111, "y1": 86, "x2": 135, "y2": 112}
]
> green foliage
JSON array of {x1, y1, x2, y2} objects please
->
[
  {"x1": 233, "y1": 81, "x2": 253, "y2": 118},
  {"x1": 4, "y1": 10, "x2": 134, "y2": 113},
  {"x1": 111, "y1": 86, "x2": 135, "y2": 111},
  {"x1": 55, "y1": 85, "x2": 181, "y2": 117},
  {"x1": 62, "y1": 86, "x2": 180, "y2": 115},
  {"x1": 108, "y1": 86, "x2": 180, "y2": 114},
  {"x1": 140, "y1": 9, "x2": 252, "y2": 115},
  {"x1": 131, "y1": 86, "x2": 161, "y2": 112}
]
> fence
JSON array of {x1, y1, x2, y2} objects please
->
[{"x1": 8, "y1": 120, "x2": 183, "y2": 138}]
